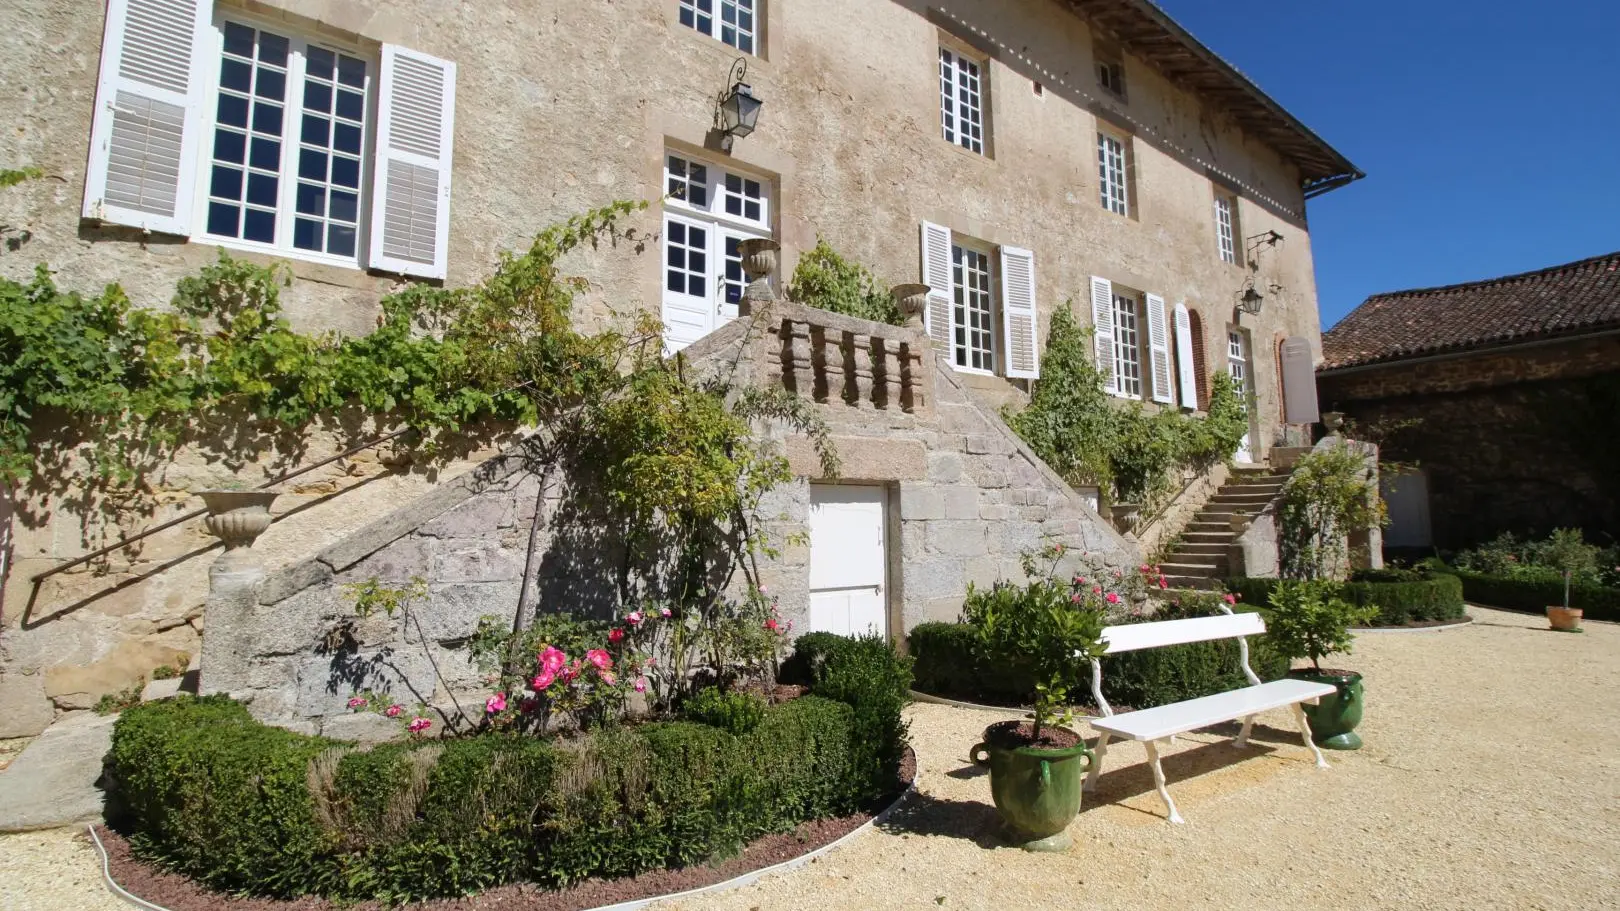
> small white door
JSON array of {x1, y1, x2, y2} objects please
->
[
  {"x1": 808, "y1": 485, "x2": 888, "y2": 638},
  {"x1": 1227, "y1": 330, "x2": 1254, "y2": 462}
]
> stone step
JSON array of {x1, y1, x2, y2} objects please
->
[
  {"x1": 1210, "y1": 491, "x2": 1277, "y2": 504},
  {"x1": 1196, "y1": 507, "x2": 1261, "y2": 521},
  {"x1": 1159, "y1": 561, "x2": 1225, "y2": 578},
  {"x1": 1162, "y1": 574, "x2": 1223, "y2": 591},
  {"x1": 1185, "y1": 521, "x2": 1232, "y2": 534},
  {"x1": 1181, "y1": 531, "x2": 1235, "y2": 544},
  {"x1": 1174, "y1": 542, "x2": 1230, "y2": 557}
]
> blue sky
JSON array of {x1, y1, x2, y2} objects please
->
[{"x1": 1157, "y1": 0, "x2": 1620, "y2": 327}]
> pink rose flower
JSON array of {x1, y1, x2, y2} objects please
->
[
  {"x1": 407, "y1": 717, "x2": 431, "y2": 734},
  {"x1": 539, "y1": 646, "x2": 567, "y2": 673},
  {"x1": 1074, "y1": 576, "x2": 1087, "y2": 585},
  {"x1": 1158, "y1": 576, "x2": 1169, "y2": 590},
  {"x1": 764, "y1": 618, "x2": 780, "y2": 633},
  {"x1": 586, "y1": 649, "x2": 612, "y2": 670},
  {"x1": 1105, "y1": 592, "x2": 1121, "y2": 604},
  {"x1": 485, "y1": 693, "x2": 507, "y2": 714},
  {"x1": 532, "y1": 668, "x2": 556, "y2": 691},
  {"x1": 1054, "y1": 543, "x2": 1065, "y2": 554},
  {"x1": 1092, "y1": 586, "x2": 1102, "y2": 595},
  {"x1": 1071, "y1": 593, "x2": 1082, "y2": 603},
  {"x1": 562, "y1": 661, "x2": 581, "y2": 682},
  {"x1": 608, "y1": 627, "x2": 625, "y2": 644},
  {"x1": 634, "y1": 677, "x2": 647, "y2": 693},
  {"x1": 1224, "y1": 593, "x2": 1238, "y2": 605},
  {"x1": 384, "y1": 704, "x2": 403, "y2": 718},
  {"x1": 627, "y1": 610, "x2": 643, "y2": 626},
  {"x1": 599, "y1": 671, "x2": 616, "y2": 686},
  {"x1": 646, "y1": 656, "x2": 657, "y2": 667},
  {"x1": 1139, "y1": 564, "x2": 1151, "y2": 573},
  {"x1": 346, "y1": 696, "x2": 367, "y2": 709},
  {"x1": 660, "y1": 607, "x2": 673, "y2": 618}
]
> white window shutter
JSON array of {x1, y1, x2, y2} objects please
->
[
  {"x1": 919, "y1": 221, "x2": 953, "y2": 349},
  {"x1": 1145, "y1": 292, "x2": 1173, "y2": 404},
  {"x1": 1173, "y1": 302, "x2": 1198, "y2": 410},
  {"x1": 1281, "y1": 336, "x2": 1320, "y2": 423},
  {"x1": 1000, "y1": 246, "x2": 1039, "y2": 379},
  {"x1": 81, "y1": 0, "x2": 210, "y2": 235},
  {"x1": 368, "y1": 45, "x2": 457, "y2": 280},
  {"x1": 1089, "y1": 276, "x2": 1117, "y2": 395}
]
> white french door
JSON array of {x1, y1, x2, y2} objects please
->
[
  {"x1": 1227, "y1": 329, "x2": 1254, "y2": 462},
  {"x1": 807, "y1": 485, "x2": 888, "y2": 639},
  {"x1": 661, "y1": 152, "x2": 771, "y2": 352}
]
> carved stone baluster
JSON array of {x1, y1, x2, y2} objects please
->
[
  {"x1": 870, "y1": 335, "x2": 891, "y2": 409},
  {"x1": 808, "y1": 323, "x2": 831, "y2": 403},
  {"x1": 788, "y1": 320, "x2": 815, "y2": 397}
]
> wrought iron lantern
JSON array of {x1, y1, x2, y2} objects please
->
[{"x1": 716, "y1": 58, "x2": 763, "y2": 151}]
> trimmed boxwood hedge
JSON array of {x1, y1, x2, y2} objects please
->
[
  {"x1": 1444, "y1": 569, "x2": 1620, "y2": 623},
  {"x1": 1225, "y1": 573, "x2": 1466, "y2": 627},
  {"x1": 908, "y1": 602, "x2": 1290, "y2": 711},
  {"x1": 107, "y1": 638, "x2": 911, "y2": 903}
]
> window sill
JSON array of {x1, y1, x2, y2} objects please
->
[
  {"x1": 951, "y1": 364, "x2": 999, "y2": 379},
  {"x1": 195, "y1": 233, "x2": 365, "y2": 272},
  {"x1": 940, "y1": 138, "x2": 994, "y2": 164}
]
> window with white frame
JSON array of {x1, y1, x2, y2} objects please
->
[
  {"x1": 661, "y1": 152, "x2": 772, "y2": 351},
  {"x1": 951, "y1": 241, "x2": 996, "y2": 373},
  {"x1": 1098, "y1": 131, "x2": 1129, "y2": 216},
  {"x1": 939, "y1": 46, "x2": 985, "y2": 155},
  {"x1": 677, "y1": 0, "x2": 757, "y2": 55},
  {"x1": 1214, "y1": 192, "x2": 1239, "y2": 265},
  {"x1": 200, "y1": 17, "x2": 372, "y2": 262},
  {"x1": 1112, "y1": 292, "x2": 1143, "y2": 398},
  {"x1": 1097, "y1": 58, "x2": 1126, "y2": 100}
]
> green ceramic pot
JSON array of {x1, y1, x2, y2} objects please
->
[
  {"x1": 971, "y1": 721, "x2": 1092, "y2": 851},
  {"x1": 1288, "y1": 669, "x2": 1364, "y2": 750}
]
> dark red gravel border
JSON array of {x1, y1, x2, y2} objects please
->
[{"x1": 92, "y1": 749, "x2": 915, "y2": 911}]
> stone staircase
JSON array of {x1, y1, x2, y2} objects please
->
[{"x1": 1158, "y1": 467, "x2": 1290, "y2": 590}]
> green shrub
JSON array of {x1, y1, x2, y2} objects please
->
[
  {"x1": 1260, "y1": 580, "x2": 1378, "y2": 672},
  {"x1": 682, "y1": 687, "x2": 767, "y2": 735},
  {"x1": 786, "y1": 238, "x2": 904, "y2": 326},
  {"x1": 108, "y1": 647, "x2": 906, "y2": 902},
  {"x1": 1440, "y1": 568, "x2": 1620, "y2": 623},
  {"x1": 1228, "y1": 573, "x2": 1466, "y2": 626},
  {"x1": 908, "y1": 621, "x2": 1031, "y2": 703}
]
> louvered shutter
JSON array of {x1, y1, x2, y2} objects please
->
[
  {"x1": 81, "y1": 0, "x2": 210, "y2": 235},
  {"x1": 1089, "y1": 276, "x2": 1118, "y2": 395},
  {"x1": 1173, "y1": 302, "x2": 1198, "y2": 410},
  {"x1": 919, "y1": 221, "x2": 953, "y2": 350},
  {"x1": 1280, "y1": 336, "x2": 1320, "y2": 423},
  {"x1": 1000, "y1": 246, "x2": 1038, "y2": 379},
  {"x1": 1145, "y1": 292, "x2": 1173, "y2": 404},
  {"x1": 368, "y1": 45, "x2": 457, "y2": 280}
]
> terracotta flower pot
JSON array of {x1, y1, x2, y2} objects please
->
[{"x1": 1547, "y1": 606, "x2": 1583, "y2": 632}]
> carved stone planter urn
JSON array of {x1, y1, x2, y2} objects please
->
[
  {"x1": 1321, "y1": 411, "x2": 1345, "y2": 434},
  {"x1": 200, "y1": 490, "x2": 279, "y2": 571},
  {"x1": 736, "y1": 238, "x2": 780, "y2": 315},
  {"x1": 1109, "y1": 503, "x2": 1142, "y2": 534},
  {"x1": 891, "y1": 283, "x2": 930, "y2": 330}
]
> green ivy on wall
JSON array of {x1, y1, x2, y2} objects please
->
[{"x1": 785, "y1": 238, "x2": 905, "y2": 326}]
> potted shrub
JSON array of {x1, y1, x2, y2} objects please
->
[
  {"x1": 1264, "y1": 580, "x2": 1378, "y2": 750},
  {"x1": 1544, "y1": 528, "x2": 1598, "y2": 632},
  {"x1": 964, "y1": 549, "x2": 1107, "y2": 851}
]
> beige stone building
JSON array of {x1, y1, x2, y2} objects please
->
[{"x1": 0, "y1": 0, "x2": 1359, "y2": 735}]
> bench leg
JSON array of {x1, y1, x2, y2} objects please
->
[
  {"x1": 1291, "y1": 704, "x2": 1330, "y2": 769},
  {"x1": 1143, "y1": 740, "x2": 1184, "y2": 824},
  {"x1": 1084, "y1": 733, "x2": 1109, "y2": 792},
  {"x1": 1235, "y1": 714, "x2": 1255, "y2": 748}
]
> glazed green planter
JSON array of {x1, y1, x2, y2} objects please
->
[
  {"x1": 971, "y1": 723, "x2": 1093, "y2": 851},
  {"x1": 1289, "y1": 669, "x2": 1364, "y2": 750}
]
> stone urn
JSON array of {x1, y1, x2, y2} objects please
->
[
  {"x1": 199, "y1": 490, "x2": 279, "y2": 571},
  {"x1": 1109, "y1": 503, "x2": 1141, "y2": 534},
  {"x1": 1321, "y1": 411, "x2": 1345, "y2": 434},
  {"x1": 890, "y1": 283, "x2": 930, "y2": 330},
  {"x1": 737, "y1": 238, "x2": 779, "y2": 283}
]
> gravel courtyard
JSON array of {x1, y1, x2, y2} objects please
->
[{"x1": 2, "y1": 606, "x2": 1614, "y2": 911}]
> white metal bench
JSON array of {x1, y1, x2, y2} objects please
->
[{"x1": 1083, "y1": 608, "x2": 1334, "y2": 824}]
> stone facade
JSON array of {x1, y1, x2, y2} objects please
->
[
  {"x1": 1319, "y1": 336, "x2": 1620, "y2": 551},
  {"x1": 0, "y1": 0, "x2": 1350, "y2": 734}
]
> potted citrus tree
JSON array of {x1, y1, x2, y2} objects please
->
[
  {"x1": 1544, "y1": 528, "x2": 1598, "y2": 632},
  {"x1": 964, "y1": 548, "x2": 1106, "y2": 851},
  {"x1": 1265, "y1": 580, "x2": 1378, "y2": 750}
]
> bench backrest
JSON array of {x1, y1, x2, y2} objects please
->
[{"x1": 1098, "y1": 611, "x2": 1265, "y2": 655}]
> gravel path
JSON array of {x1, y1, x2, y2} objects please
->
[{"x1": 3, "y1": 606, "x2": 1615, "y2": 910}]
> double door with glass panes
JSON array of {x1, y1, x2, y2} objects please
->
[
  {"x1": 661, "y1": 154, "x2": 771, "y2": 352},
  {"x1": 1227, "y1": 330, "x2": 1254, "y2": 462}
]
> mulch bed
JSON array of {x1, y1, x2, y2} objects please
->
[{"x1": 91, "y1": 749, "x2": 916, "y2": 911}]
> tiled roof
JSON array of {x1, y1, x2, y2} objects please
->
[{"x1": 1321, "y1": 251, "x2": 1620, "y2": 371}]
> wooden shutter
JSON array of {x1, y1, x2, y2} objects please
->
[
  {"x1": 1280, "y1": 335, "x2": 1320, "y2": 424},
  {"x1": 81, "y1": 0, "x2": 210, "y2": 235},
  {"x1": 1089, "y1": 276, "x2": 1117, "y2": 395},
  {"x1": 1000, "y1": 246, "x2": 1038, "y2": 379},
  {"x1": 1173, "y1": 302, "x2": 1197, "y2": 410},
  {"x1": 919, "y1": 221, "x2": 953, "y2": 349},
  {"x1": 368, "y1": 45, "x2": 457, "y2": 280},
  {"x1": 1145, "y1": 292, "x2": 1172, "y2": 404}
]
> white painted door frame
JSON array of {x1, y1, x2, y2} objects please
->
[{"x1": 807, "y1": 484, "x2": 889, "y2": 639}]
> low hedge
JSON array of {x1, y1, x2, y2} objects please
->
[
  {"x1": 908, "y1": 602, "x2": 1289, "y2": 711},
  {"x1": 1225, "y1": 573, "x2": 1466, "y2": 626},
  {"x1": 108, "y1": 639, "x2": 911, "y2": 902},
  {"x1": 1443, "y1": 569, "x2": 1620, "y2": 623}
]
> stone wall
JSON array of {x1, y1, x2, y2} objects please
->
[{"x1": 204, "y1": 304, "x2": 1138, "y2": 731}]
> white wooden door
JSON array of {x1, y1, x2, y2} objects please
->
[
  {"x1": 1382, "y1": 470, "x2": 1432, "y2": 548},
  {"x1": 1227, "y1": 330, "x2": 1253, "y2": 462},
  {"x1": 808, "y1": 485, "x2": 888, "y2": 638}
]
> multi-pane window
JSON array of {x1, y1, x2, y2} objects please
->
[
  {"x1": 1113, "y1": 293, "x2": 1143, "y2": 398},
  {"x1": 662, "y1": 152, "x2": 772, "y2": 351},
  {"x1": 1215, "y1": 193, "x2": 1238, "y2": 265},
  {"x1": 201, "y1": 17, "x2": 370, "y2": 263},
  {"x1": 1098, "y1": 132, "x2": 1129, "y2": 216},
  {"x1": 939, "y1": 47, "x2": 984, "y2": 155},
  {"x1": 951, "y1": 243, "x2": 995, "y2": 372},
  {"x1": 1098, "y1": 59, "x2": 1126, "y2": 99},
  {"x1": 677, "y1": 0, "x2": 756, "y2": 55}
]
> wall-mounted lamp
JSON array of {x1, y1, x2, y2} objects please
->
[
  {"x1": 716, "y1": 58, "x2": 763, "y2": 152},
  {"x1": 1236, "y1": 284, "x2": 1265, "y2": 316}
]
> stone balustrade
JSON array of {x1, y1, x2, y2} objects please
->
[{"x1": 752, "y1": 300, "x2": 933, "y2": 414}]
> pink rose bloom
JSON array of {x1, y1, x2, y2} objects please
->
[
  {"x1": 1224, "y1": 593, "x2": 1238, "y2": 605},
  {"x1": 539, "y1": 646, "x2": 567, "y2": 673},
  {"x1": 346, "y1": 696, "x2": 367, "y2": 709},
  {"x1": 599, "y1": 671, "x2": 616, "y2": 686},
  {"x1": 764, "y1": 618, "x2": 780, "y2": 633},
  {"x1": 1070, "y1": 593, "x2": 1082, "y2": 603},
  {"x1": 608, "y1": 627, "x2": 625, "y2": 644},
  {"x1": 1054, "y1": 543, "x2": 1065, "y2": 554},
  {"x1": 634, "y1": 677, "x2": 648, "y2": 693},
  {"x1": 660, "y1": 606, "x2": 673, "y2": 618},
  {"x1": 407, "y1": 717, "x2": 431, "y2": 734},
  {"x1": 586, "y1": 649, "x2": 612, "y2": 670},
  {"x1": 384, "y1": 704, "x2": 403, "y2": 718},
  {"x1": 485, "y1": 693, "x2": 507, "y2": 714},
  {"x1": 1092, "y1": 586, "x2": 1102, "y2": 595},
  {"x1": 646, "y1": 656, "x2": 657, "y2": 667},
  {"x1": 532, "y1": 668, "x2": 556, "y2": 691},
  {"x1": 562, "y1": 660, "x2": 581, "y2": 682},
  {"x1": 786, "y1": 620, "x2": 793, "y2": 631},
  {"x1": 627, "y1": 610, "x2": 643, "y2": 626},
  {"x1": 1074, "y1": 576, "x2": 1087, "y2": 585},
  {"x1": 1158, "y1": 576, "x2": 1169, "y2": 590},
  {"x1": 1105, "y1": 592, "x2": 1121, "y2": 604},
  {"x1": 1139, "y1": 564, "x2": 1151, "y2": 573}
]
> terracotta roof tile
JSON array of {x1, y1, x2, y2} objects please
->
[{"x1": 1321, "y1": 251, "x2": 1620, "y2": 370}]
